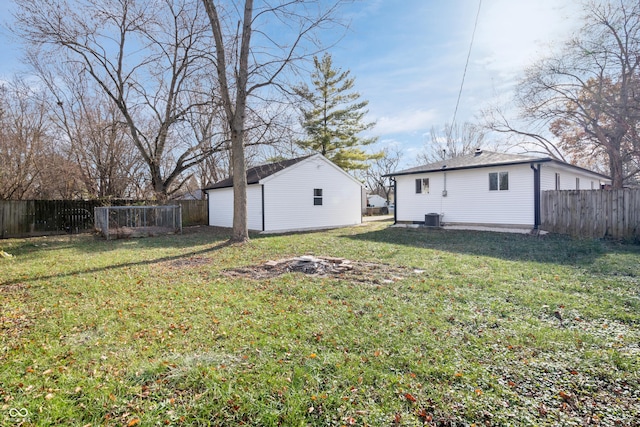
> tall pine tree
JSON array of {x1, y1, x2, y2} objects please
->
[{"x1": 295, "y1": 53, "x2": 380, "y2": 171}]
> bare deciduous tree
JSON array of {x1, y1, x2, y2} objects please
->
[
  {"x1": 482, "y1": 107, "x2": 566, "y2": 162},
  {"x1": 30, "y1": 152, "x2": 87, "y2": 199},
  {"x1": 0, "y1": 80, "x2": 51, "y2": 200},
  {"x1": 201, "y1": 0, "x2": 348, "y2": 242},
  {"x1": 39, "y1": 68, "x2": 144, "y2": 199},
  {"x1": 418, "y1": 122, "x2": 487, "y2": 165},
  {"x1": 485, "y1": 0, "x2": 640, "y2": 188},
  {"x1": 361, "y1": 146, "x2": 402, "y2": 203},
  {"x1": 15, "y1": 0, "x2": 229, "y2": 199}
]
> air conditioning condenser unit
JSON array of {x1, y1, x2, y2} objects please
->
[{"x1": 425, "y1": 213, "x2": 441, "y2": 227}]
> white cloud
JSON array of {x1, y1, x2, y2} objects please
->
[{"x1": 373, "y1": 109, "x2": 438, "y2": 135}]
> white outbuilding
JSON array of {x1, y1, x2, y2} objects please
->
[{"x1": 203, "y1": 154, "x2": 364, "y2": 233}]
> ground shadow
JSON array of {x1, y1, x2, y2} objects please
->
[
  {"x1": 343, "y1": 224, "x2": 638, "y2": 267},
  {"x1": 2, "y1": 225, "x2": 232, "y2": 259},
  {"x1": 0, "y1": 227, "x2": 235, "y2": 286}
]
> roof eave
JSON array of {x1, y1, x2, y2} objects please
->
[
  {"x1": 204, "y1": 181, "x2": 261, "y2": 191},
  {"x1": 546, "y1": 159, "x2": 611, "y2": 180},
  {"x1": 385, "y1": 158, "x2": 553, "y2": 177}
]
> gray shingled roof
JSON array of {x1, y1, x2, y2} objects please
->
[
  {"x1": 203, "y1": 155, "x2": 313, "y2": 190},
  {"x1": 388, "y1": 150, "x2": 552, "y2": 176}
]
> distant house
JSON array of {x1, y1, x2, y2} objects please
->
[
  {"x1": 175, "y1": 189, "x2": 205, "y2": 200},
  {"x1": 367, "y1": 194, "x2": 387, "y2": 207},
  {"x1": 387, "y1": 149, "x2": 610, "y2": 230},
  {"x1": 203, "y1": 154, "x2": 364, "y2": 233}
]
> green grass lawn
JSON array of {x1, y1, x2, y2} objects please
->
[{"x1": 1, "y1": 222, "x2": 639, "y2": 426}]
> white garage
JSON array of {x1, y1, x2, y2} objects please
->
[{"x1": 204, "y1": 154, "x2": 364, "y2": 233}]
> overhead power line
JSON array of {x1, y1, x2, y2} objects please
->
[{"x1": 448, "y1": 0, "x2": 482, "y2": 142}]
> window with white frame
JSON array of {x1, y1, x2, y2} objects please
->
[
  {"x1": 555, "y1": 173, "x2": 560, "y2": 190},
  {"x1": 415, "y1": 178, "x2": 429, "y2": 194},
  {"x1": 489, "y1": 172, "x2": 509, "y2": 191},
  {"x1": 313, "y1": 188, "x2": 323, "y2": 205}
]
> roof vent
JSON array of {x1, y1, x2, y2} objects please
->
[{"x1": 475, "y1": 148, "x2": 483, "y2": 156}]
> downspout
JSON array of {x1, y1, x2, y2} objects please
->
[
  {"x1": 261, "y1": 184, "x2": 265, "y2": 232},
  {"x1": 361, "y1": 186, "x2": 364, "y2": 223},
  {"x1": 205, "y1": 190, "x2": 211, "y2": 226},
  {"x1": 530, "y1": 163, "x2": 541, "y2": 230},
  {"x1": 391, "y1": 177, "x2": 397, "y2": 224}
]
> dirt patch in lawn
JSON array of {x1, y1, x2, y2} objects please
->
[
  {"x1": 0, "y1": 282, "x2": 30, "y2": 294},
  {"x1": 167, "y1": 256, "x2": 212, "y2": 268},
  {"x1": 223, "y1": 255, "x2": 425, "y2": 284}
]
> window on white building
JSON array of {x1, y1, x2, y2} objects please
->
[
  {"x1": 489, "y1": 172, "x2": 509, "y2": 191},
  {"x1": 415, "y1": 178, "x2": 429, "y2": 194}
]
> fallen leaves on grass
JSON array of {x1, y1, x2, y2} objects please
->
[
  {"x1": 558, "y1": 390, "x2": 572, "y2": 401},
  {"x1": 417, "y1": 408, "x2": 433, "y2": 422},
  {"x1": 404, "y1": 393, "x2": 417, "y2": 402}
]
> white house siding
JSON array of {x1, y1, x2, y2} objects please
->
[
  {"x1": 207, "y1": 185, "x2": 263, "y2": 230},
  {"x1": 540, "y1": 163, "x2": 603, "y2": 191},
  {"x1": 396, "y1": 164, "x2": 536, "y2": 227},
  {"x1": 262, "y1": 157, "x2": 361, "y2": 232},
  {"x1": 367, "y1": 194, "x2": 387, "y2": 207},
  {"x1": 246, "y1": 186, "x2": 264, "y2": 230}
]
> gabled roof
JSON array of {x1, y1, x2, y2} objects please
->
[
  {"x1": 387, "y1": 150, "x2": 610, "y2": 179},
  {"x1": 203, "y1": 155, "x2": 313, "y2": 190},
  {"x1": 389, "y1": 150, "x2": 547, "y2": 176}
]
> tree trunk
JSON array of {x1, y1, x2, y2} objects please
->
[
  {"x1": 608, "y1": 146, "x2": 624, "y2": 189},
  {"x1": 200, "y1": 0, "x2": 345, "y2": 242},
  {"x1": 231, "y1": 126, "x2": 248, "y2": 242},
  {"x1": 229, "y1": 0, "x2": 253, "y2": 243},
  {"x1": 202, "y1": 0, "x2": 252, "y2": 243},
  {"x1": 150, "y1": 163, "x2": 168, "y2": 200}
]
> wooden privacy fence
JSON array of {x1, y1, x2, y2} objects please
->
[
  {"x1": 541, "y1": 189, "x2": 640, "y2": 240},
  {"x1": 0, "y1": 199, "x2": 207, "y2": 239},
  {"x1": 178, "y1": 200, "x2": 208, "y2": 226}
]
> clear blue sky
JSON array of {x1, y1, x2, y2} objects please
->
[{"x1": 0, "y1": 0, "x2": 583, "y2": 166}]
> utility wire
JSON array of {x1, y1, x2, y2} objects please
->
[{"x1": 448, "y1": 0, "x2": 482, "y2": 142}]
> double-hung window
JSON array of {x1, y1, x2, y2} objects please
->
[
  {"x1": 415, "y1": 178, "x2": 429, "y2": 194},
  {"x1": 313, "y1": 188, "x2": 323, "y2": 205},
  {"x1": 489, "y1": 172, "x2": 509, "y2": 191}
]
